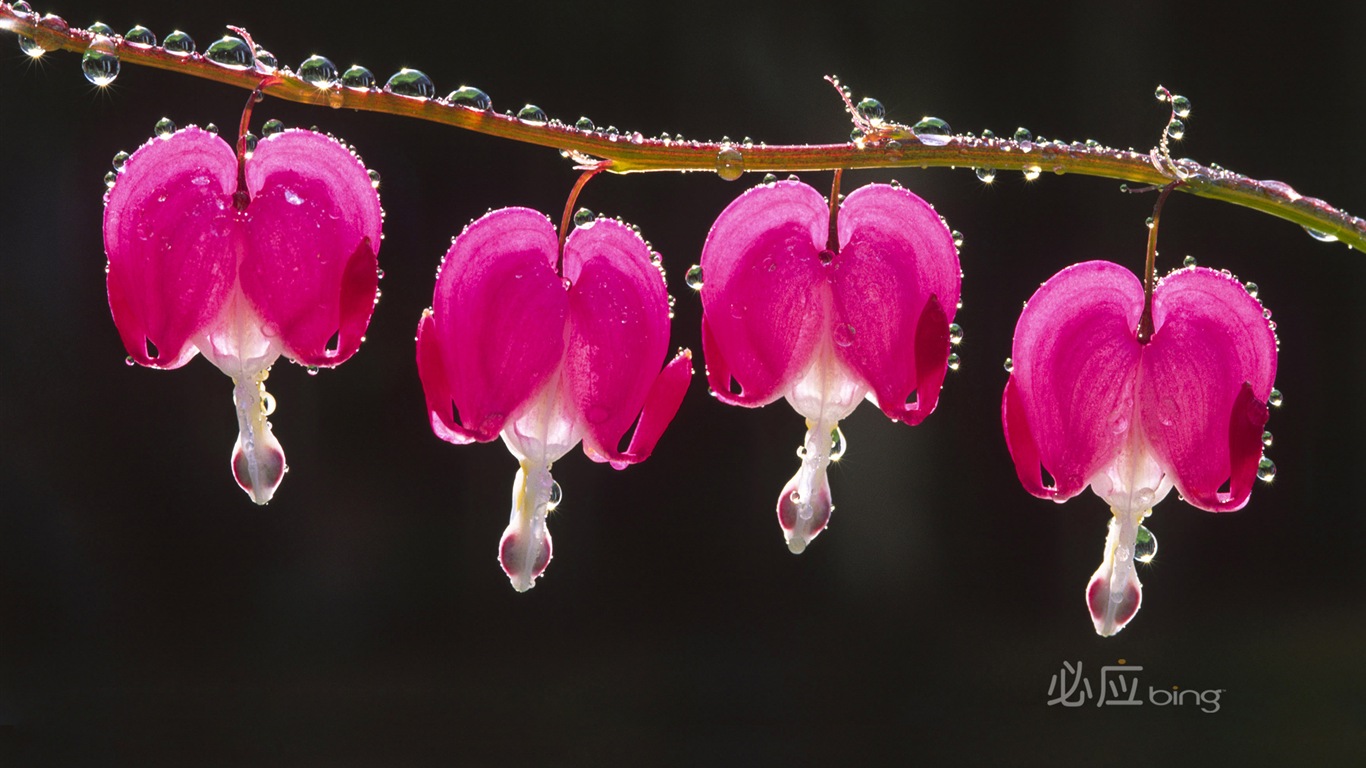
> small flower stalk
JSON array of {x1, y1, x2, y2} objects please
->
[
  {"x1": 104, "y1": 105, "x2": 383, "y2": 503},
  {"x1": 416, "y1": 207, "x2": 691, "y2": 591},
  {"x1": 698, "y1": 178, "x2": 961, "y2": 552}
]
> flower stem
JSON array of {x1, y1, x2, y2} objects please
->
[
  {"x1": 4, "y1": 3, "x2": 1364, "y2": 251},
  {"x1": 1136, "y1": 181, "x2": 1181, "y2": 344}
]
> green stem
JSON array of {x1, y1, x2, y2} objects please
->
[{"x1": 5, "y1": 3, "x2": 1364, "y2": 252}]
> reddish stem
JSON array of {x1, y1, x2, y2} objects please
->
[
  {"x1": 558, "y1": 165, "x2": 607, "y2": 259},
  {"x1": 1136, "y1": 181, "x2": 1181, "y2": 344}
]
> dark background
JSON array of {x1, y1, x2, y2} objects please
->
[{"x1": 2, "y1": 0, "x2": 1363, "y2": 764}]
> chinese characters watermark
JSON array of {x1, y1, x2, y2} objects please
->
[{"x1": 1047, "y1": 660, "x2": 1223, "y2": 713}]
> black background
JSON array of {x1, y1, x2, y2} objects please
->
[{"x1": 2, "y1": 0, "x2": 1363, "y2": 764}]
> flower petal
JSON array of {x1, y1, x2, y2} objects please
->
[
  {"x1": 562, "y1": 219, "x2": 674, "y2": 462},
  {"x1": 104, "y1": 127, "x2": 238, "y2": 368},
  {"x1": 1007, "y1": 261, "x2": 1145, "y2": 501},
  {"x1": 421, "y1": 208, "x2": 567, "y2": 443},
  {"x1": 699, "y1": 181, "x2": 829, "y2": 406},
  {"x1": 830, "y1": 183, "x2": 960, "y2": 424},
  {"x1": 1138, "y1": 267, "x2": 1277, "y2": 511},
  {"x1": 240, "y1": 130, "x2": 382, "y2": 366}
]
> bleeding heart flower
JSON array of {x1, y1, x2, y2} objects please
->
[
  {"x1": 104, "y1": 124, "x2": 382, "y2": 504},
  {"x1": 1002, "y1": 260, "x2": 1278, "y2": 635},
  {"x1": 698, "y1": 179, "x2": 961, "y2": 553},
  {"x1": 416, "y1": 208, "x2": 692, "y2": 591}
]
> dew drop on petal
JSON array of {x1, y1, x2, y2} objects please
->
[
  {"x1": 517, "y1": 104, "x2": 548, "y2": 125},
  {"x1": 340, "y1": 65, "x2": 375, "y2": 90},
  {"x1": 911, "y1": 117, "x2": 952, "y2": 146},
  {"x1": 103, "y1": 171, "x2": 117, "y2": 188},
  {"x1": 951, "y1": 230, "x2": 964, "y2": 249},
  {"x1": 261, "y1": 118, "x2": 284, "y2": 136},
  {"x1": 1003, "y1": 357, "x2": 1014, "y2": 373},
  {"x1": 949, "y1": 323, "x2": 963, "y2": 345},
  {"x1": 81, "y1": 36, "x2": 120, "y2": 86},
  {"x1": 685, "y1": 264, "x2": 704, "y2": 290},
  {"x1": 834, "y1": 323, "x2": 856, "y2": 348},
  {"x1": 947, "y1": 352, "x2": 961, "y2": 371},
  {"x1": 1244, "y1": 281, "x2": 1259, "y2": 297},
  {"x1": 1262, "y1": 430, "x2": 1273, "y2": 447},
  {"x1": 829, "y1": 426, "x2": 847, "y2": 462},
  {"x1": 547, "y1": 481, "x2": 563, "y2": 511},
  {"x1": 111, "y1": 150, "x2": 129, "y2": 172},
  {"x1": 715, "y1": 147, "x2": 744, "y2": 181},
  {"x1": 124, "y1": 25, "x2": 156, "y2": 46},
  {"x1": 1257, "y1": 456, "x2": 1277, "y2": 482},
  {"x1": 1268, "y1": 388, "x2": 1283, "y2": 407},
  {"x1": 298, "y1": 55, "x2": 338, "y2": 88},
  {"x1": 1183, "y1": 255, "x2": 1198, "y2": 267},
  {"x1": 154, "y1": 117, "x2": 176, "y2": 138},
  {"x1": 367, "y1": 168, "x2": 381, "y2": 189},
  {"x1": 387, "y1": 68, "x2": 435, "y2": 99},
  {"x1": 449, "y1": 85, "x2": 492, "y2": 110},
  {"x1": 163, "y1": 30, "x2": 195, "y2": 56},
  {"x1": 573, "y1": 208, "x2": 595, "y2": 228},
  {"x1": 205, "y1": 35, "x2": 254, "y2": 70}
]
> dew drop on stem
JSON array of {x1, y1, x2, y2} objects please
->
[
  {"x1": 912, "y1": 117, "x2": 952, "y2": 146},
  {"x1": 517, "y1": 104, "x2": 547, "y2": 125},
  {"x1": 341, "y1": 65, "x2": 375, "y2": 90},
  {"x1": 163, "y1": 30, "x2": 195, "y2": 56},
  {"x1": 449, "y1": 85, "x2": 492, "y2": 111},
  {"x1": 123, "y1": 25, "x2": 156, "y2": 46},
  {"x1": 298, "y1": 55, "x2": 339, "y2": 88},
  {"x1": 81, "y1": 37, "x2": 120, "y2": 86},
  {"x1": 715, "y1": 147, "x2": 744, "y2": 181},
  {"x1": 205, "y1": 35, "x2": 254, "y2": 70},
  {"x1": 386, "y1": 68, "x2": 435, "y2": 99}
]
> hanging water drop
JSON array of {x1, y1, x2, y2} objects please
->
[
  {"x1": 1171, "y1": 95, "x2": 1192, "y2": 118},
  {"x1": 386, "y1": 68, "x2": 435, "y2": 99},
  {"x1": 1003, "y1": 357, "x2": 1014, "y2": 373},
  {"x1": 261, "y1": 118, "x2": 284, "y2": 136},
  {"x1": 547, "y1": 480, "x2": 564, "y2": 512},
  {"x1": 517, "y1": 104, "x2": 548, "y2": 125},
  {"x1": 163, "y1": 30, "x2": 195, "y2": 56},
  {"x1": 1262, "y1": 430, "x2": 1273, "y2": 448},
  {"x1": 1022, "y1": 165, "x2": 1042, "y2": 181},
  {"x1": 1166, "y1": 119, "x2": 1185, "y2": 141},
  {"x1": 1303, "y1": 226, "x2": 1338, "y2": 243},
  {"x1": 81, "y1": 37, "x2": 120, "y2": 86},
  {"x1": 1134, "y1": 525, "x2": 1157, "y2": 564},
  {"x1": 1257, "y1": 456, "x2": 1277, "y2": 482},
  {"x1": 205, "y1": 35, "x2": 254, "y2": 70},
  {"x1": 298, "y1": 55, "x2": 338, "y2": 88},
  {"x1": 124, "y1": 355, "x2": 136, "y2": 366},
  {"x1": 1268, "y1": 388, "x2": 1282, "y2": 407},
  {"x1": 975, "y1": 167, "x2": 997, "y2": 183},
  {"x1": 829, "y1": 426, "x2": 847, "y2": 462},
  {"x1": 123, "y1": 25, "x2": 156, "y2": 46},
  {"x1": 949, "y1": 323, "x2": 963, "y2": 345},
  {"x1": 154, "y1": 117, "x2": 175, "y2": 137},
  {"x1": 340, "y1": 65, "x2": 375, "y2": 90},
  {"x1": 911, "y1": 117, "x2": 952, "y2": 146},
  {"x1": 715, "y1": 147, "x2": 745, "y2": 181},
  {"x1": 573, "y1": 208, "x2": 595, "y2": 228},
  {"x1": 685, "y1": 264, "x2": 704, "y2": 290},
  {"x1": 856, "y1": 97, "x2": 885, "y2": 123},
  {"x1": 367, "y1": 168, "x2": 381, "y2": 189},
  {"x1": 18, "y1": 33, "x2": 44, "y2": 57},
  {"x1": 947, "y1": 353, "x2": 961, "y2": 371},
  {"x1": 951, "y1": 230, "x2": 964, "y2": 249}
]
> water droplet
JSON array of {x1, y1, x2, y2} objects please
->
[
  {"x1": 1134, "y1": 525, "x2": 1158, "y2": 564},
  {"x1": 762, "y1": 173, "x2": 778, "y2": 184},
  {"x1": 1257, "y1": 456, "x2": 1277, "y2": 482},
  {"x1": 205, "y1": 35, "x2": 253, "y2": 70},
  {"x1": 86, "y1": 21, "x2": 114, "y2": 36},
  {"x1": 242, "y1": 133, "x2": 257, "y2": 157},
  {"x1": 103, "y1": 171, "x2": 117, "y2": 188},
  {"x1": 124, "y1": 355, "x2": 136, "y2": 366},
  {"x1": 111, "y1": 150, "x2": 129, "y2": 172},
  {"x1": 1243, "y1": 281, "x2": 1258, "y2": 297},
  {"x1": 912, "y1": 117, "x2": 952, "y2": 146},
  {"x1": 951, "y1": 230, "x2": 964, "y2": 249},
  {"x1": 834, "y1": 324, "x2": 856, "y2": 348},
  {"x1": 254, "y1": 47, "x2": 278, "y2": 70},
  {"x1": 1154, "y1": 86, "x2": 1168, "y2": 102},
  {"x1": 340, "y1": 65, "x2": 375, "y2": 90},
  {"x1": 715, "y1": 147, "x2": 745, "y2": 181},
  {"x1": 1171, "y1": 95, "x2": 1192, "y2": 118},
  {"x1": 685, "y1": 264, "x2": 704, "y2": 290},
  {"x1": 1303, "y1": 226, "x2": 1338, "y2": 243},
  {"x1": 261, "y1": 118, "x2": 284, "y2": 137},
  {"x1": 1013, "y1": 126, "x2": 1032, "y2": 143},
  {"x1": 949, "y1": 323, "x2": 963, "y2": 345},
  {"x1": 574, "y1": 116, "x2": 595, "y2": 132},
  {"x1": 11, "y1": 1, "x2": 31, "y2": 13},
  {"x1": 511, "y1": 104, "x2": 546, "y2": 125},
  {"x1": 1022, "y1": 165, "x2": 1042, "y2": 181},
  {"x1": 1145, "y1": 216, "x2": 1155, "y2": 230},
  {"x1": 1268, "y1": 388, "x2": 1283, "y2": 407},
  {"x1": 1262, "y1": 430, "x2": 1273, "y2": 448},
  {"x1": 298, "y1": 55, "x2": 338, "y2": 88},
  {"x1": 154, "y1": 117, "x2": 175, "y2": 137},
  {"x1": 17, "y1": 33, "x2": 43, "y2": 57},
  {"x1": 947, "y1": 353, "x2": 961, "y2": 371},
  {"x1": 856, "y1": 97, "x2": 885, "y2": 123},
  {"x1": 80, "y1": 36, "x2": 120, "y2": 86},
  {"x1": 163, "y1": 30, "x2": 195, "y2": 56},
  {"x1": 1166, "y1": 119, "x2": 1185, "y2": 141},
  {"x1": 123, "y1": 25, "x2": 156, "y2": 46},
  {"x1": 1002, "y1": 357, "x2": 1015, "y2": 373},
  {"x1": 367, "y1": 168, "x2": 381, "y2": 189},
  {"x1": 573, "y1": 208, "x2": 594, "y2": 227},
  {"x1": 387, "y1": 68, "x2": 434, "y2": 99},
  {"x1": 205, "y1": 123, "x2": 218, "y2": 135},
  {"x1": 975, "y1": 166, "x2": 997, "y2": 183},
  {"x1": 1183, "y1": 255, "x2": 1198, "y2": 267},
  {"x1": 304, "y1": 365, "x2": 319, "y2": 376},
  {"x1": 829, "y1": 426, "x2": 847, "y2": 462}
]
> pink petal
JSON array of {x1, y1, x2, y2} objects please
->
[
  {"x1": 1006, "y1": 261, "x2": 1145, "y2": 501},
  {"x1": 420, "y1": 208, "x2": 568, "y2": 443},
  {"x1": 239, "y1": 130, "x2": 382, "y2": 366},
  {"x1": 830, "y1": 183, "x2": 959, "y2": 424},
  {"x1": 1138, "y1": 267, "x2": 1277, "y2": 511},
  {"x1": 699, "y1": 181, "x2": 829, "y2": 405},
  {"x1": 588, "y1": 349, "x2": 693, "y2": 469},
  {"x1": 104, "y1": 127, "x2": 238, "y2": 368}
]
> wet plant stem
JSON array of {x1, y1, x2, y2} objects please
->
[{"x1": 4, "y1": 3, "x2": 1364, "y2": 252}]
